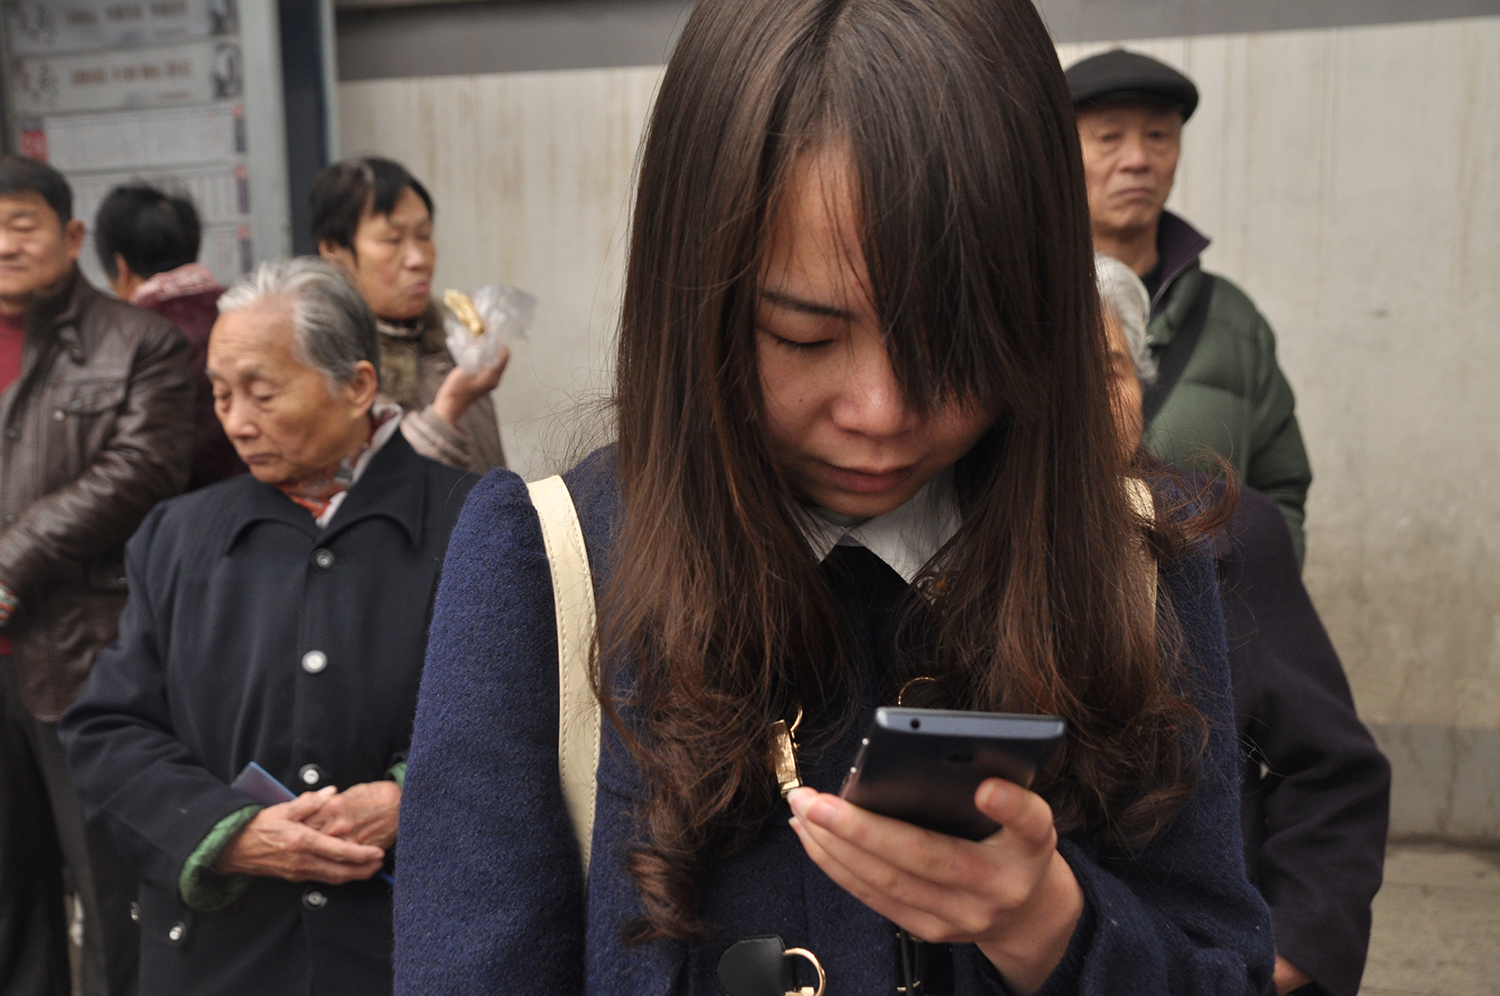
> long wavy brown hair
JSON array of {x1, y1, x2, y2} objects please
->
[{"x1": 602, "y1": 0, "x2": 1223, "y2": 943}]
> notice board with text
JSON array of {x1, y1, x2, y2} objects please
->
[{"x1": 2, "y1": 0, "x2": 292, "y2": 288}]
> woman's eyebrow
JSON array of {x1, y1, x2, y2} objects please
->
[{"x1": 758, "y1": 288, "x2": 855, "y2": 321}]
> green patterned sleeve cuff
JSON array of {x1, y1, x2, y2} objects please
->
[
  {"x1": 178, "y1": 805, "x2": 262, "y2": 911},
  {"x1": 387, "y1": 761, "x2": 406, "y2": 788}
]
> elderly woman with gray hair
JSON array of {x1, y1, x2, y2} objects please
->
[
  {"x1": 1098, "y1": 253, "x2": 1391, "y2": 996},
  {"x1": 58, "y1": 257, "x2": 477, "y2": 996}
]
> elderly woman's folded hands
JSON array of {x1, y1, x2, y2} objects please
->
[{"x1": 213, "y1": 781, "x2": 401, "y2": 884}]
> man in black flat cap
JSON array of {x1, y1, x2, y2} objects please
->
[{"x1": 1066, "y1": 49, "x2": 1314, "y2": 568}]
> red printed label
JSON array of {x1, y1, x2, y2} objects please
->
[{"x1": 19, "y1": 128, "x2": 47, "y2": 161}]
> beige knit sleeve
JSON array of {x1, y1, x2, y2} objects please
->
[{"x1": 400, "y1": 405, "x2": 475, "y2": 471}]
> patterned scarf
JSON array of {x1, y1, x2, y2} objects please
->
[
  {"x1": 129, "y1": 263, "x2": 223, "y2": 308},
  {"x1": 277, "y1": 406, "x2": 400, "y2": 520}
]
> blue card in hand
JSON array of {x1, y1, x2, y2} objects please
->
[{"x1": 230, "y1": 761, "x2": 297, "y2": 805}]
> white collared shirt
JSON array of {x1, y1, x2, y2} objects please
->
[{"x1": 795, "y1": 469, "x2": 960, "y2": 584}]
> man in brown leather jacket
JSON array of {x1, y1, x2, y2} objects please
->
[{"x1": 0, "y1": 155, "x2": 195, "y2": 996}]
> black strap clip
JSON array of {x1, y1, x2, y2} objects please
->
[
  {"x1": 897, "y1": 929, "x2": 955, "y2": 996},
  {"x1": 717, "y1": 935, "x2": 826, "y2": 996}
]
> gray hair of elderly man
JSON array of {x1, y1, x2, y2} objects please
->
[
  {"x1": 1094, "y1": 253, "x2": 1157, "y2": 386},
  {"x1": 217, "y1": 256, "x2": 381, "y2": 392}
]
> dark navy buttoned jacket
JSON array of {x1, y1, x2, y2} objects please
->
[{"x1": 61, "y1": 431, "x2": 475, "y2": 996}]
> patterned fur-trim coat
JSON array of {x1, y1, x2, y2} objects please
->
[{"x1": 376, "y1": 303, "x2": 505, "y2": 475}]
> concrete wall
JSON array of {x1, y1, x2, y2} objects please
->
[
  {"x1": 1055, "y1": 21, "x2": 1500, "y2": 841},
  {"x1": 338, "y1": 66, "x2": 658, "y2": 472},
  {"x1": 336, "y1": 0, "x2": 691, "y2": 79},
  {"x1": 338, "y1": 14, "x2": 1500, "y2": 840},
  {"x1": 332, "y1": 0, "x2": 1500, "y2": 78}
]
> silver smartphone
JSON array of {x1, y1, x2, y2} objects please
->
[{"x1": 838, "y1": 707, "x2": 1066, "y2": 840}]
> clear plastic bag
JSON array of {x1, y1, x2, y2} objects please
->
[{"x1": 441, "y1": 283, "x2": 536, "y2": 375}]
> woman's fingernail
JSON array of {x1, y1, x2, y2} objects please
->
[
  {"x1": 802, "y1": 795, "x2": 838, "y2": 827},
  {"x1": 979, "y1": 780, "x2": 1011, "y2": 810},
  {"x1": 787, "y1": 787, "x2": 812, "y2": 818}
]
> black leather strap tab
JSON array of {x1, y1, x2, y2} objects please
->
[{"x1": 717, "y1": 935, "x2": 795, "y2": 996}]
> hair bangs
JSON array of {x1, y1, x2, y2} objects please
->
[{"x1": 766, "y1": 0, "x2": 1081, "y2": 423}]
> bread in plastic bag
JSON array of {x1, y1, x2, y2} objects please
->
[{"x1": 441, "y1": 284, "x2": 536, "y2": 375}]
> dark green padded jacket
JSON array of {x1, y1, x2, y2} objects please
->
[{"x1": 1144, "y1": 214, "x2": 1312, "y2": 566}]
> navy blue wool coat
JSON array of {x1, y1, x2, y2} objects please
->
[{"x1": 394, "y1": 450, "x2": 1274, "y2": 995}]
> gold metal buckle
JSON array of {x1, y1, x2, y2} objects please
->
[
  {"x1": 771, "y1": 705, "x2": 804, "y2": 797},
  {"x1": 895, "y1": 676, "x2": 938, "y2": 707},
  {"x1": 782, "y1": 946, "x2": 826, "y2": 996}
]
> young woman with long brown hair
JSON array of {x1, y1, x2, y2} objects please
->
[{"x1": 393, "y1": 1, "x2": 1274, "y2": 993}]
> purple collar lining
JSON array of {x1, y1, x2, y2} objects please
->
[{"x1": 1151, "y1": 211, "x2": 1212, "y2": 313}]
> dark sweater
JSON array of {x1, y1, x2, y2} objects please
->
[
  {"x1": 394, "y1": 450, "x2": 1275, "y2": 995},
  {"x1": 1220, "y1": 488, "x2": 1390, "y2": 996}
]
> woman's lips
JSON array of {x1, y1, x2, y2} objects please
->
[{"x1": 821, "y1": 462, "x2": 913, "y2": 494}]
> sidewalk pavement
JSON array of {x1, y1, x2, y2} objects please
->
[{"x1": 1360, "y1": 842, "x2": 1500, "y2": 996}]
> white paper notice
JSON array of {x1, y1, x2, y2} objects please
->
[
  {"x1": 70, "y1": 163, "x2": 248, "y2": 228},
  {"x1": 197, "y1": 223, "x2": 251, "y2": 282},
  {"x1": 31, "y1": 103, "x2": 244, "y2": 171},
  {"x1": 6, "y1": 0, "x2": 238, "y2": 55},
  {"x1": 6, "y1": 0, "x2": 261, "y2": 290},
  {"x1": 79, "y1": 221, "x2": 248, "y2": 289},
  {"x1": 10, "y1": 38, "x2": 241, "y2": 114}
]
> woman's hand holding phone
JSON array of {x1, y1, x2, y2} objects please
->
[{"x1": 787, "y1": 780, "x2": 1083, "y2": 996}]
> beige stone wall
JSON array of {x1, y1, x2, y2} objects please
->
[
  {"x1": 340, "y1": 15, "x2": 1500, "y2": 836},
  {"x1": 1061, "y1": 19, "x2": 1500, "y2": 838},
  {"x1": 1060, "y1": 18, "x2": 1500, "y2": 733}
]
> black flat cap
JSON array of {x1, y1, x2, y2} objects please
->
[{"x1": 1064, "y1": 49, "x2": 1199, "y2": 122}]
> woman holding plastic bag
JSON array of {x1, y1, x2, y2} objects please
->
[
  {"x1": 395, "y1": 0, "x2": 1275, "y2": 993},
  {"x1": 312, "y1": 157, "x2": 532, "y2": 474}
]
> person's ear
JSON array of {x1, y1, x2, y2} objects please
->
[
  {"x1": 319, "y1": 239, "x2": 356, "y2": 272},
  {"x1": 343, "y1": 359, "x2": 380, "y2": 415},
  {"x1": 108, "y1": 254, "x2": 139, "y2": 299},
  {"x1": 63, "y1": 218, "x2": 86, "y2": 261}
]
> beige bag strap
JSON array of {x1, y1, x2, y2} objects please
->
[{"x1": 527, "y1": 476, "x2": 602, "y2": 878}]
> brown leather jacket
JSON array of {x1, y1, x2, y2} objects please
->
[{"x1": 0, "y1": 269, "x2": 195, "y2": 720}]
